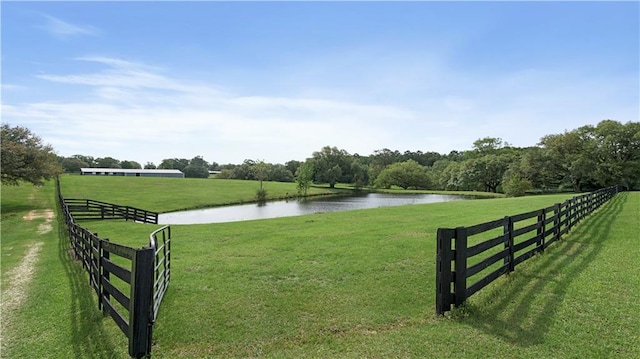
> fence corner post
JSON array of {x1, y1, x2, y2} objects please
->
[
  {"x1": 129, "y1": 248, "x2": 154, "y2": 358},
  {"x1": 436, "y1": 228, "x2": 454, "y2": 315}
]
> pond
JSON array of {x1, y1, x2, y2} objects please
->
[{"x1": 158, "y1": 193, "x2": 473, "y2": 225}]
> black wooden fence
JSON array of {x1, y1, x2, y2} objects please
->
[
  {"x1": 436, "y1": 186, "x2": 620, "y2": 315},
  {"x1": 63, "y1": 198, "x2": 158, "y2": 223},
  {"x1": 57, "y1": 180, "x2": 170, "y2": 358}
]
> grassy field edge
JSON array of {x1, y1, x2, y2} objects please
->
[{"x1": 2, "y1": 179, "x2": 638, "y2": 358}]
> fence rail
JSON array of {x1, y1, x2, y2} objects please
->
[
  {"x1": 57, "y1": 179, "x2": 170, "y2": 358},
  {"x1": 436, "y1": 186, "x2": 620, "y2": 315}
]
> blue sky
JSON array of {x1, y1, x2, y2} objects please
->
[{"x1": 2, "y1": 1, "x2": 638, "y2": 166}]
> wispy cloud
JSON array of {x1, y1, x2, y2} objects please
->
[
  {"x1": 38, "y1": 14, "x2": 99, "y2": 39},
  {"x1": 7, "y1": 57, "x2": 419, "y2": 163},
  {"x1": 4, "y1": 55, "x2": 637, "y2": 165},
  {"x1": 1, "y1": 83, "x2": 27, "y2": 92}
]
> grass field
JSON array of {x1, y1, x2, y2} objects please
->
[
  {"x1": 59, "y1": 175, "x2": 350, "y2": 213},
  {"x1": 2, "y1": 177, "x2": 638, "y2": 358}
]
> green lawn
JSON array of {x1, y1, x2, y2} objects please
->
[{"x1": 2, "y1": 178, "x2": 638, "y2": 358}]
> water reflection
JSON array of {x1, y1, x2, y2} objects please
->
[{"x1": 158, "y1": 193, "x2": 471, "y2": 225}]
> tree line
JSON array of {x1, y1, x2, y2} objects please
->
[{"x1": 4, "y1": 120, "x2": 639, "y2": 195}]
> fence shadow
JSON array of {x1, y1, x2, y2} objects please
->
[
  {"x1": 453, "y1": 193, "x2": 627, "y2": 347},
  {"x1": 56, "y1": 212, "x2": 126, "y2": 358}
]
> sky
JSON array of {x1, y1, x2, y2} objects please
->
[{"x1": 2, "y1": 1, "x2": 639, "y2": 166}]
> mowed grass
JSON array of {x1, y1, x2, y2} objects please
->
[
  {"x1": 1, "y1": 182, "x2": 129, "y2": 358},
  {"x1": 3, "y1": 177, "x2": 638, "y2": 358},
  {"x1": 59, "y1": 175, "x2": 347, "y2": 213}
]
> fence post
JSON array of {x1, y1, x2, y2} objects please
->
[
  {"x1": 503, "y1": 216, "x2": 515, "y2": 273},
  {"x1": 97, "y1": 239, "x2": 104, "y2": 311},
  {"x1": 436, "y1": 228, "x2": 454, "y2": 315},
  {"x1": 129, "y1": 248, "x2": 154, "y2": 358},
  {"x1": 454, "y1": 227, "x2": 468, "y2": 307},
  {"x1": 537, "y1": 209, "x2": 545, "y2": 254}
]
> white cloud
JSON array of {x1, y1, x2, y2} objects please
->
[
  {"x1": 6, "y1": 57, "x2": 423, "y2": 164},
  {"x1": 4, "y1": 55, "x2": 637, "y2": 165},
  {"x1": 38, "y1": 14, "x2": 99, "y2": 39}
]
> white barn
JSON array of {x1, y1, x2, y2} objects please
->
[{"x1": 80, "y1": 168, "x2": 184, "y2": 178}]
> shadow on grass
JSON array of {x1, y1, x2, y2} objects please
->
[
  {"x1": 57, "y1": 212, "x2": 124, "y2": 358},
  {"x1": 0, "y1": 203, "x2": 34, "y2": 219},
  {"x1": 453, "y1": 193, "x2": 627, "y2": 347}
]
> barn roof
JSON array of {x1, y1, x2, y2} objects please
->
[{"x1": 80, "y1": 168, "x2": 183, "y2": 174}]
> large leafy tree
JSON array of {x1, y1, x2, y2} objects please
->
[
  {"x1": 459, "y1": 154, "x2": 513, "y2": 193},
  {"x1": 311, "y1": 146, "x2": 350, "y2": 188},
  {"x1": 59, "y1": 156, "x2": 89, "y2": 173},
  {"x1": 374, "y1": 159, "x2": 431, "y2": 190},
  {"x1": 95, "y1": 157, "x2": 121, "y2": 168},
  {"x1": 350, "y1": 158, "x2": 370, "y2": 190},
  {"x1": 539, "y1": 129, "x2": 599, "y2": 191},
  {"x1": 158, "y1": 158, "x2": 189, "y2": 171},
  {"x1": 1, "y1": 124, "x2": 61, "y2": 186},
  {"x1": 590, "y1": 120, "x2": 640, "y2": 189},
  {"x1": 120, "y1": 160, "x2": 142, "y2": 169},
  {"x1": 368, "y1": 148, "x2": 402, "y2": 183},
  {"x1": 269, "y1": 164, "x2": 294, "y2": 182},
  {"x1": 183, "y1": 156, "x2": 210, "y2": 178}
]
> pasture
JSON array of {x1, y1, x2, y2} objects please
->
[
  {"x1": 1, "y1": 177, "x2": 638, "y2": 358},
  {"x1": 59, "y1": 175, "x2": 348, "y2": 213}
]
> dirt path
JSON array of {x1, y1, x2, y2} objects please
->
[
  {"x1": 1, "y1": 209, "x2": 53, "y2": 352},
  {"x1": 22, "y1": 210, "x2": 55, "y2": 235},
  {"x1": 0, "y1": 241, "x2": 44, "y2": 352}
]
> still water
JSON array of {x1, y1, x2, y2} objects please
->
[{"x1": 158, "y1": 193, "x2": 472, "y2": 225}]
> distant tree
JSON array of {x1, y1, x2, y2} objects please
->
[
  {"x1": 158, "y1": 158, "x2": 189, "y2": 171},
  {"x1": 72, "y1": 154, "x2": 96, "y2": 167},
  {"x1": 285, "y1": 160, "x2": 302, "y2": 177},
  {"x1": 295, "y1": 161, "x2": 314, "y2": 195},
  {"x1": 269, "y1": 164, "x2": 294, "y2": 182},
  {"x1": 502, "y1": 162, "x2": 533, "y2": 197},
  {"x1": 1, "y1": 124, "x2": 62, "y2": 186},
  {"x1": 445, "y1": 150, "x2": 464, "y2": 162},
  {"x1": 233, "y1": 160, "x2": 256, "y2": 180},
  {"x1": 144, "y1": 162, "x2": 157, "y2": 169},
  {"x1": 217, "y1": 169, "x2": 234, "y2": 179},
  {"x1": 502, "y1": 173, "x2": 533, "y2": 197},
  {"x1": 59, "y1": 156, "x2": 88, "y2": 173},
  {"x1": 473, "y1": 137, "x2": 505, "y2": 154},
  {"x1": 539, "y1": 130, "x2": 598, "y2": 191},
  {"x1": 350, "y1": 159, "x2": 369, "y2": 190},
  {"x1": 590, "y1": 120, "x2": 640, "y2": 190},
  {"x1": 374, "y1": 160, "x2": 431, "y2": 190},
  {"x1": 430, "y1": 159, "x2": 452, "y2": 190},
  {"x1": 311, "y1": 146, "x2": 350, "y2": 188},
  {"x1": 459, "y1": 154, "x2": 513, "y2": 192},
  {"x1": 403, "y1": 150, "x2": 442, "y2": 167},
  {"x1": 183, "y1": 156, "x2": 209, "y2": 178},
  {"x1": 253, "y1": 160, "x2": 269, "y2": 190},
  {"x1": 120, "y1": 160, "x2": 142, "y2": 169},
  {"x1": 368, "y1": 148, "x2": 403, "y2": 184},
  {"x1": 208, "y1": 162, "x2": 220, "y2": 171},
  {"x1": 95, "y1": 157, "x2": 121, "y2": 168}
]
